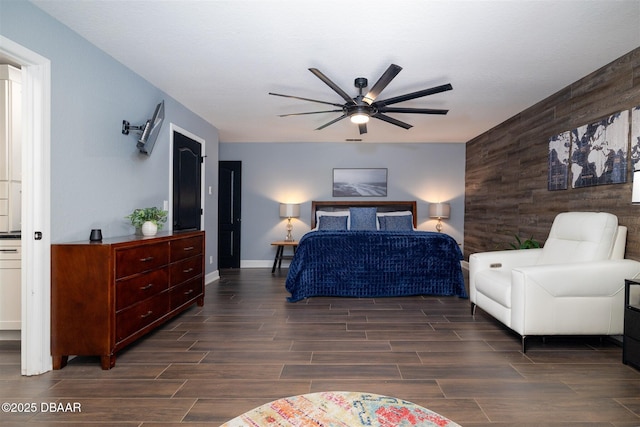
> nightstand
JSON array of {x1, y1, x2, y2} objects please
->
[
  {"x1": 624, "y1": 279, "x2": 640, "y2": 369},
  {"x1": 271, "y1": 241, "x2": 298, "y2": 273}
]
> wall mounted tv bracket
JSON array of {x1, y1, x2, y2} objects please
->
[{"x1": 121, "y1": 120, "x2": 145, "y2": 135}]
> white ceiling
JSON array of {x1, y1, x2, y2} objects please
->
[{"x1": 30, "y1": 0, "x2": 640, "y2": 144}]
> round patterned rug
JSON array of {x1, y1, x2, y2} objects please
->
[{"x1": 219, "y1": 391, "x2": 461, "y2": 427}]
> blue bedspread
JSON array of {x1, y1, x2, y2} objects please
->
[{"x1": 285, "y1": 230, "x2": 467, "y2": 302}]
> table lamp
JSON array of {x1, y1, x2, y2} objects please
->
[
  {"x1": 429, "y1": 202, "x2": 450, "y2": 232},
  {"x1": 279, "y1": 203, "x2": 300, "y2": 241}
]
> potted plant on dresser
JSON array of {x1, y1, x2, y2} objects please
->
[{"x1": 126, "y1": 207, "x2": 168, "y2": 236}]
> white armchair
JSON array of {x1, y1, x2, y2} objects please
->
[{"x1": 469, "y1": 212, "x2": 640, "y2": 352}]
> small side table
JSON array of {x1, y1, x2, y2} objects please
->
[
  {"x1": 271, "y1": 241, "x2": 298, "y2": 273},
  {"x1": 624, "y1": 279, "x2": 640, "y2": 369}
]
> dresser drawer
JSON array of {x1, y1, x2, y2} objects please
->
[
  {"x1": 170, "y1": 235, "x2": 203, "y2": 262},
  {"x1": 116, "y1": 291, "x2": 169, "y2": 343},
  {"x1": 170, "y1": 277, "x2": 203, "y2": 311},
  {"x1": 116, "y1": 268, "x2": 169, "y2": 311},
  {"x1": 115, "y1": 242, "x2": 169, "y2": 279},
  {"x1": 170, "y1": 255, "x2": 203, "y2": 286}
]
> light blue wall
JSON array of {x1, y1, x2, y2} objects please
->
[
  {"x1": 0, "y1": 1, "x2": 220, "y2": 274},
  {"x1": 219, "y1": 142, "x2": 466, "y2": 265}
]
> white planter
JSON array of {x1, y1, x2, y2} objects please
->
[{"x1": 141, "y1": 221, "x2": 158, "y2": 236}]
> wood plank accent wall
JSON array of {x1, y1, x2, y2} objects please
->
[{"x1": 465, "y1": 47, "x2": 640, "y2": 260}]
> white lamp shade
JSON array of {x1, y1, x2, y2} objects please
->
[
  {"x1": 633, "y1": 171, "x2": 640, "y2": 203},
  {"x1": 279, "y1": 203, "x2": 300, "y2": 218},
  {"x1": 429, "y1": 202, "x2": 450, "y2": 219}
]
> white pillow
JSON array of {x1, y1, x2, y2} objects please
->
[{"x1": 377, "y1": 210, "x2": 413, "y2": 217}]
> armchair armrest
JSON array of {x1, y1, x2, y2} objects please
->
[
  {"x1": 513, "y1": 259, "x2": 640, "y2": 297},
  {"x1": 470, "y1": 248, "x2": 542, "y2": 276}
]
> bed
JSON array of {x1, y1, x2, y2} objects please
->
[{"x1": 285, "y1": 201, "x2": 467, "y2": 302}]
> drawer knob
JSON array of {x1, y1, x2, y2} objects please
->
[
  {"x1": 183, "y1": 268, "x2": 194, "y2": 273},
  {"x1": 140, "y1": 310, "x2": 153, "y2": 319},
  {"x1": 183, "y1": 246, "x2": 195, "y2": 251},
  {"x1": 140, "y1": 283, "x2": 154, "y2": 290},
  {"x1": 184, "y1": 289, "x2": 194, "y2": 296},
  {"x1": 139, "y1": 256, "x2": 155, "y2": 262}
]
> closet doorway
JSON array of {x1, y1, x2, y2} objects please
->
[
  {"x1": 171, "y1": 127, "x2": 203, "y2": 231},
  {"x1": 218, "y1": 161, "x2": 241, "y2": 268}
]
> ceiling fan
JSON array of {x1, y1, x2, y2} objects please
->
[{"x1": 269, "y1": 64, "x2": 452, "y2": 135}]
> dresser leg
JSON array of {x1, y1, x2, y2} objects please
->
[
  {"x1": 52, "y1": 355, "x2": 68, "y2": 370},
  {"x1": 100, "y1": 355, "x2": 116, "y2": 370}
]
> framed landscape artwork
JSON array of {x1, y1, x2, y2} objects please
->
[{"x1": 332, "y1": 168, "x2": 387, "y2": 197}]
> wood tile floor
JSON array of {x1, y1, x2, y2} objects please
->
[{"x1": 1, "y1": 268, "x2": 640, "y2": 426}]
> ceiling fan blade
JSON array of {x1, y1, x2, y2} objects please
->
[
  {"x1": 269, "y1": 92, "x2": 344, "y2": 107},
  {"x1": 363, "y1": 64, "x2": 402, "y2": 105},
  {"x1": 377, "y1": 106, "x2": 449, "y2": 115},
  {"x1": 358, "y1": 123, "x2": 367, "y2": 135},
  {"x1": 316, "y1": 114, "x2": 348, "y2": 130},
  {"x1": 279, "y1": 110, "x2": 343, "y2": 117},
  {"x1": 374, "y1": 83, "x2": 453, "y2": 107},
  {"x1": 308, "y1": 68, "x2": 356, "y2": 105},
  {"x1": 372, "y1": 113, "x2": 413, "y2": 130}
]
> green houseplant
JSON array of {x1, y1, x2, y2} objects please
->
[
  {"x1": 509, "y1": 235, "x2": 541, "y2": 250},
  {"x1": 126, "y1": 207, "x2": 168, "y2": 236}
]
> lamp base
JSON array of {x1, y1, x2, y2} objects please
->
[
  {"x1": 285, "y1": 218, "x2": 294, "y2": 241},
  {"x1": 436, "y1": 219, "x2": 443, "y2": 233}
]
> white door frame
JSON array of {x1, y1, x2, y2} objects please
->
[
  {"x1": 0, "y1": 36, "x2": 52, "y2": 375},
  {"x1": 168, "y1": 123, "x2": 205, "y2": 231}
]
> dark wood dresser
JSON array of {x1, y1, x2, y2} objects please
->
[{"x1": 51, "y1": 230, "x2": 204, "y2": 369}]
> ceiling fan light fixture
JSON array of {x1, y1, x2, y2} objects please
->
[
  {"x1": 350, "y1": 113, "x2": 369, "y2": 124},
  {"x1": 270, "y1": 64, "x2": 452, "y2": 134}
]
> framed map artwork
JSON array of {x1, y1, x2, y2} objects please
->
[
  {"x1": 631, "y1": 106, "x2": 640, "y2": 172},
  {"x1": 570, "y1": 110, "x2": 628, "y2": 188},
  {"x1": 548, "y1": 131, "x2": 571, "y2": 190}
]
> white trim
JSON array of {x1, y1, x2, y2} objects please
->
[
  {"x1": 168, "y1": 123, "x2": 205, "y2": 231},
  {"x1": 0, "y1": 36, "x2": 52, "y2": 375},
  {"x1": 241, "y1": 260, "x2": 290, "y2": 269},
  {"x1": 205, "y1": 270, "x2": 220, "y2": 285}
]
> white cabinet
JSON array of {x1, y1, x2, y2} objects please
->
[
  {"x1": 0, "y1": 240, "x2": 20, "y2": 330},
  {"x1": 0, "y1": 64, "x2": 21, "y2": 233}
]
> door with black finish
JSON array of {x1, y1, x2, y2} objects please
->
[
  {"x1": 173, "y1": 131, "x2": 202, "y2": 231},
  {"x1": 218, "y1": 161, "x2": 241, "y2": 268}
]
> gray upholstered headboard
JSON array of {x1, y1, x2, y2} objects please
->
[{"x1": 310, "y1": 200, "x2": 417, "y2": 229}]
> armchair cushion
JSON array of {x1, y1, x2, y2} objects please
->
[{"x1": 537, "y1": 212, "x2": 618, "y2": 264}]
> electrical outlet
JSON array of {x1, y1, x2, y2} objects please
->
[{"x1": 209, "y1": 256, "x2": 213, "y2": 265}]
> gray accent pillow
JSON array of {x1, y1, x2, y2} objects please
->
[
  {"x1": 318, "y1": 215, "x2": 348, "y2": 230},
  {"x1": 349, "y1": 207, "x2": 378, "y2": 231},
  {"x1": 379, "y1": 215, "x2": 413, "y2": 231}
]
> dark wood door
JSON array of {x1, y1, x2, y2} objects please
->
[
  {"x1": 173, "y1": 131, "x2": 202, "y2": 231},
  {"x1": 218, "y1": 161, "x2": 241, "y2": 268}
]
